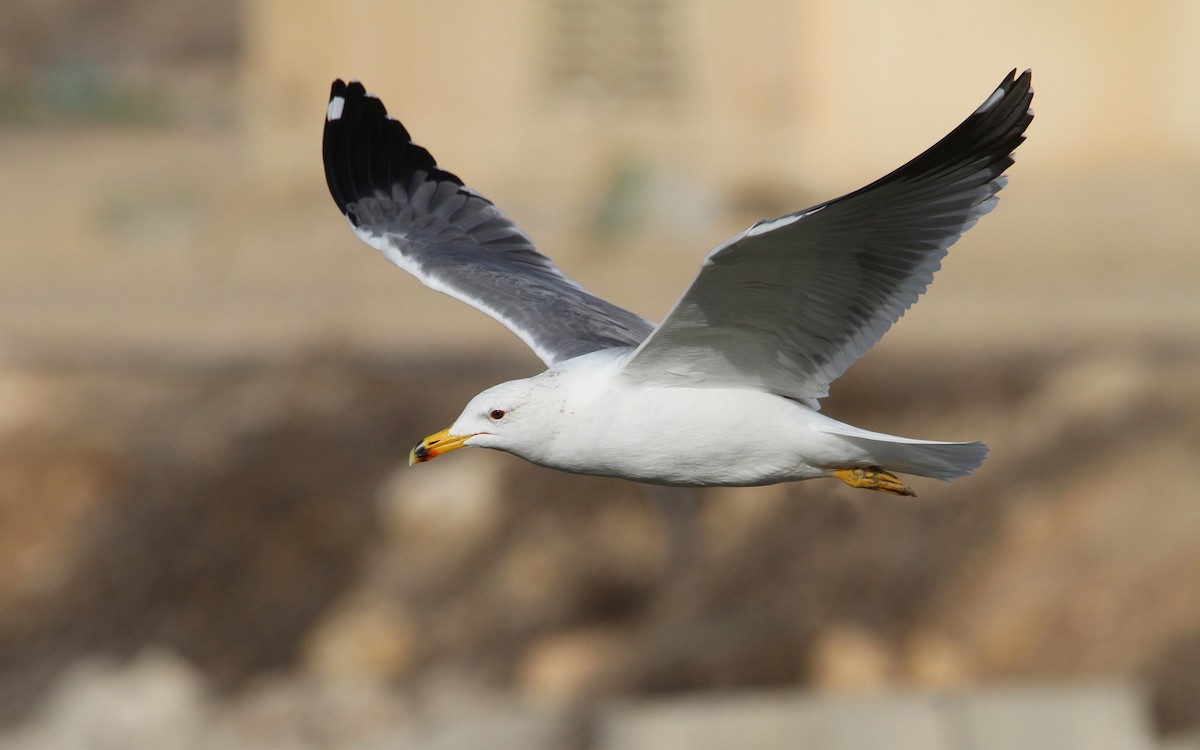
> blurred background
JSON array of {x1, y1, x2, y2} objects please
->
[{"x1": 1, "y1": 1, "x2": 1198, "y2": 748}]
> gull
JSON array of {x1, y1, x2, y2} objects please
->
[{"x1": 323, "y1": 70, "x2": 1032, "y2": 495}]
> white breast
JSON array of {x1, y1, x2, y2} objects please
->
[{"x1": 527, "y1": 354, "x2": 850, "y2": 486}]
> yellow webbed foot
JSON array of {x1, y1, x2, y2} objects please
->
[{"x1": 831, "y1": 467, "x2": 917, "y2": 497}]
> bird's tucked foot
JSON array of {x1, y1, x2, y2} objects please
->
[{"x1": 830, "y1": 467, "x2": 917, "y2": 496}]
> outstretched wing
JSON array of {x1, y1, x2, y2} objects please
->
[
  {"x1": 323, "y1": 80, "x2": 654, "y2": 366},
  {"x1": 620, "y1": 69, "x2": 1033, "y2": 399}
]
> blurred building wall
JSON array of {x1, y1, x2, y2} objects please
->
[{"x1": 242, "y1": 0, "x2": 1200, "y2": 234}]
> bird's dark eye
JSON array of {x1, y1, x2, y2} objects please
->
[{"x1": 488, "y1": 409, "x2": 506, "y2": 420}]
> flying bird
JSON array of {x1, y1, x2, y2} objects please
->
[{"x1": 323, "y1": 70, "x2": 1032, "y2": 495}]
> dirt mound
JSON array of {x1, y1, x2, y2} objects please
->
[{"x1": 0, "y1": 342, "x2": 1196, "y2": 736}]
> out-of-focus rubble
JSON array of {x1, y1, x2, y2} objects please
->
[{"x1": 0, "y1": 342, "x2": 1195, "y2": 747}]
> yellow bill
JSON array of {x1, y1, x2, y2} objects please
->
[{"x1": 409, "y1": 427, "x2": 473, "y2": 465}]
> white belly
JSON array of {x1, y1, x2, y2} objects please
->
[{"x1": 533, "y1": 381, "x2": 859, "y2": 487}]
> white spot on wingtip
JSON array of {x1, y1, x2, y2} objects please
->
[
  {"x1": 975, "y1": 86, "x2": 1005, "y2": 114},
  {"x1": 327, "y1": 96, "x2": 345, "y2": 121}
]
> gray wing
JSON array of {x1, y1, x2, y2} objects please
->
[
  {"x1": 323, "y1": 80, "x2": 654, "y2": 366},
  {"x1": 621, "y1": 69, "x2": 1033, "y2": 399}
]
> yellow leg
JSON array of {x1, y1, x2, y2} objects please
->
[{"x1": 830, "y1": 467, "x2": 917, "y2": 497}]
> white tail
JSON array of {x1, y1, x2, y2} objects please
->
[{"x1": 815, "y1": 418, "x2": 988, "y2": 480}]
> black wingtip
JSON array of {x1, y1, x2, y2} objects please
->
[
  {"x1": 975, "y1": 68, "x2": 1032, "y2": 113},
  {"x1": 322, "y1": 79, "x2": 463, "y2": 223},
  {"x1": 924, "y1": 67, "x2": 1033, "y2": 176}
]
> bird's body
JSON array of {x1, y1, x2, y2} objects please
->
[
  {"x1": 471, "y1": 349, "x2": 828, "y2": 486},
  {"x1": 457, "y1": 348, "x2": 983, "y2": 488},
  {"x1": 322, "y1": 71, "x2": 1033, "y2": 494}
]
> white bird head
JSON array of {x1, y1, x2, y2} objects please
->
[{"x1": 409, "y1": 377, "x2": 551, "y2": 465}]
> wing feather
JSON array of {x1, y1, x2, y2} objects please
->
[
  {"x1": 322, "y1": 80, "x2": 654, "y2": 366},
  {"x1": 621, "y1": 70, "x2": 1033, "y2": 399}
]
